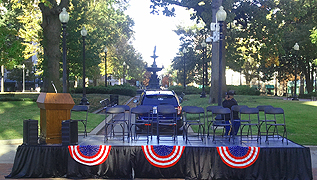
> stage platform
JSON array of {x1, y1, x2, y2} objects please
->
[{"x1": 6, "y1": 134, "x2": 312, "y2": 179}]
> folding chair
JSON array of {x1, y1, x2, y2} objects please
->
[
  {"x1": 70, "y1": 105, "x2": 89, "y2": 137},
  {"x1": 230, "y1": 105, "x2": 248, "y2": 136},
  {"x1": 206, "y1": 106, "x2": 223, "y2": 137},
  {"x1": 104, "y1": 106, "x2": 129, "y2": 142},
  {"x1": 256, "y1": 105, "x2": 274, "y2": 137},
  {"x1": 182, "y1": 106, "x2": 205, "y2": 143},
  {"x1": 211, "y1": 107, "x2": 232, "y2": 142},
  {"x1": 156, "y1": 105, "x2": 178, "y2": 142},
  {"x1": 264, "y1": 107, "x2": 288, "y2": 144},
  {"x1": 239, "y1": 107, "x2": 260, "y2": 143},
  {"x1": 129, "y1": 105, "x2": 153, "y2": 143}
]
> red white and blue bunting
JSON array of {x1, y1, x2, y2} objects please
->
[
  {"x1": 142, "y1": 145, "x2": 185, "y2": 168},
  {"x1": 217, "y1": 146, "x2": 260, "y2": 169},
  {"x1": 68, "y1": 145, "x2": 111, "y2": 166}
]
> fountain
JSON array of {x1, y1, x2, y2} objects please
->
[{"x1": 146, "y1": 46, "x2": 163, "y2": 90}]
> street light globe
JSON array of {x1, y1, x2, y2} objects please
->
[
  {"x1": 294, "y1": 43, "x2": 299, "y2": 51},
  {"x1": 206, "y1": 36, "x2": 212, "y2": 43},
  {"x1": 216, "y1": 6, "x2": 227, "y2": 22},
  {"x1": 201, "y1": 41, "x2": 207, "y2": 48},
  {"x1": 81, "y1": 26, "x2": 87, "y2": 37},
  {"x1": 182, "y1": 47, "x2": 187, "y2": 54},
  {"x1": 59, "y1": 7, "x2": 69, "y2": 23},
  {"x1": 104, "y1": 47, "x2": 108, "y2": 53}
]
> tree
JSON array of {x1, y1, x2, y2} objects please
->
[
  {"x1": 276, "y1": 0, "x2": 317, "y2": 94},
  {"x1": 0, "y1": 3, "x2": 25, "y2": 69}
]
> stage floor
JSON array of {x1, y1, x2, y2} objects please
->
[
  {"x1": 80, "y1": 134, "x2": 302, "y2": 148},
  {"x1": 7, "y1": 134, "x2": 312, "y2": 179}
]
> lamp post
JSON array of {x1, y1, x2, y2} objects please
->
[
  {"x1": 104, "y1": 47, "x2": 108, "y2": 87},
  {"x1": 22, "y1": 64, "x2": 25, "y2": 92},
  {"x1": 59, "y1": 7, "x2": 69, "y2": 93},
  {"x1": 216, "y1": 6, "x2": 227, "y2": 106},
  {"x1": 80, "y1": 26, "x2": 89, "y2": 105},
  {"x1": 292, "y1": 42, "x2": 299, "y2": 100},
  {"x1": 182, "y1": 47, "x2": 188, "y2": 89},
  {"x1": 123, "y1": 62, "x2": 126, "y2": 84},
  {"x1": 201, "y1": 41, "x2": 207, "y2": 98}
]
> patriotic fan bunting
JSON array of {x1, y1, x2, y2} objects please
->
[
  {"x1": 142, "y1": 145, "x2": 185, "y2": 168},
  {"x1": 68, "y1": 145, "x2": 111, "y2": 166},
  {"x1": 217, "y1": 146, "x2": 260, "y2": 169}
]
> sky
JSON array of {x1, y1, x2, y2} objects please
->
[{"x1": 126, "y1": 0, "x2": 195, "y2": 74}]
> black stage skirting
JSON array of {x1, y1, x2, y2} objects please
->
[{"x1": 6, "y1": 144, "x2": 312, "y2": 179}]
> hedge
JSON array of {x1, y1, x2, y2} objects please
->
[{"x1": 71, "y1": 84, "x2": 137, "y2": 97}]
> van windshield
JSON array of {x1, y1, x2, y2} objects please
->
[{"x1": 142, "y1": 95, "x2": 178, "y2": 106}]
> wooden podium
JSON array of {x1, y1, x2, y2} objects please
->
[{"x1": 36, "y1": 93, "x2": 75, "y2": 144}]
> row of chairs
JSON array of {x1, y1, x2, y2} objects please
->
[
  {"x1": 104, "y1": 104, "x2": 180, "y2": 143},
  {"x1": 69, "y1": 104, "x2": 287, "y2": 145},
  {"x1": 182, "y1": 105, "x2": 288, "y2": 144},
  {"x1": 103, "y1": 104, "x2": 288, "y2": 144}
]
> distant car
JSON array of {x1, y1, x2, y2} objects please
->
[{"x1": 137, "y1": 90, "x2": 183, "y2": 132}]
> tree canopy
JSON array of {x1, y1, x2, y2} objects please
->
[
  {"x1": 1, "y1": 0, "x2": 146, "y2": 92},
  {"x1": 150, "y1": 0, "x2": 317, "y2": 94}
]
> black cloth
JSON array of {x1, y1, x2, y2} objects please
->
[{"x1": 6, "y1": 145, "x2": 313, "y2": 179}]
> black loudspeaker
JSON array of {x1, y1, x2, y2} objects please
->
[
  {"x1": 62, "y1": 120, "x2": 78, "y2": 145},
  {"x1": 23, "y1": 119, "x2": 38, "y2": 145},
  {"x1": 110, "y1": 94, "x2": 119, "y2": 106}
]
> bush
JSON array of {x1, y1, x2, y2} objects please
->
[
  {"x1": 227, "y1": 85, "x2": 260, "y2": 95},
  {"x1": 71, "y1": 84, "x2": 137, "y2": 97},
  {"x1": 299, "y1": 92, "x2": 317, "y2": 99},
  {"x1": 168, "y1": 85, "x2": 201, "y2": 95}
]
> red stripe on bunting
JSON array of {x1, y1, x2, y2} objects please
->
[
  {"x1": 68, "y1": 145, "x2": 111, "y2": 166},
  {"x1": 217, "y1": 146, "x2": 260, "y2": 169},
  {"x1": 142, "y1": 145, "x2": 185, "y2": 168}
]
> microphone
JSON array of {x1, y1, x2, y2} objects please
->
[{"x1": 51, "y1": 81, "x2": 57, "y2": 93}]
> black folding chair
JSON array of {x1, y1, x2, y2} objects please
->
[
  {"x1": 70, "y1": 105, "x2": 89, "y2": 137},
  {"x1": 206, "y1": 106, "x2": 223, "y2": 137},
  {"x1": 211, "y1": 107, "x2": 232, "y2": 142},
  {"x1": 182, "y1": 106, "x2": 205, "y2": 143},
  {"x1": 264, "y1": 107, "x2": 288, "y2": 144},
  {"x1": 156, "y1": 105, "x2": 178, "y2": 142},
  {"x1": 257, "y1": 105, "x2": 274, "y2": 137},
  {"x1": 239, "y1": 107, "x2": 261, "y2": 143},
  {"x1": 104, "y1": 106, "x2": 129, "y2": 142},
  {"x1": 129, "y1": 105, "x2": 153, "y2": 143},
  {"x1": 230, "y1": 105, "x2": 248, "y2": 136}
]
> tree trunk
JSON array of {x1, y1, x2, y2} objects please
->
[{"x1": 39, "y1": 1, "x2": 69, "y2": 93}]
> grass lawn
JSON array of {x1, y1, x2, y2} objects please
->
[
  {"x1": 181, "y1": 94, "x2": 317, "y2": 146},
  {"x1": 1, "y1": 93, "x2": 316, "y2": 145},
  {"x1": 0, "y1": 93, "x2": 132, "y2": 140}
]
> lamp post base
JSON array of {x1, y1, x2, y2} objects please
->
[
  {"x1": 80, "y1": 97, "x2": 90, "y2": 105},
  {"x1": 200, "y1": 91, "x2": 206, "y2": 98},
  {"x1": 292, "y1": 95, "x2": 299, "y2": 101}
]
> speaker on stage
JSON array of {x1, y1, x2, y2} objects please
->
[
  {"x1": 62, "y1": 120, "x2": 78, "y2": 145},
  {"x1": 23, "y1": 119, "x2": 38, "y2": 145}
]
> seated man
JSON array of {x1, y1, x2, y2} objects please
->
[{"x1": 222, "y1": 90, "x2": 240, "y2": 135}]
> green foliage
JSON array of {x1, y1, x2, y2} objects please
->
[
  {"x1": 0, "y1": 6, "x2": 25, "y2": 69},
  {"x1": 227, "y1": 85, "x2": 260, "y2": 96},
  {"x1": 298, "y1": 91, "x2": 317, "y2": 99},
  {"x1": 311, "y1": 28, "x2": 317, "y2": 44},
  {"x1": 168, "y1": 85, "x2": 201, "y2": 95},
  {"x1": 72, "y1": 84, "x2": 137, "y2": 97},
  {"x1": 171, "y1": 25, "x2": 210, "y2": 87},
  {"x1": 66, "y1": 0, "x2": 145, "y2": 86}
]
